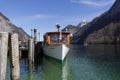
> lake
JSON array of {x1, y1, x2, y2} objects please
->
[{"x1": 6, "y1": 44, "x2": 120, "y2": 80}]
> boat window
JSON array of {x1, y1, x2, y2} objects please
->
[
  {"x1": 50, "y1": 34, "x2": 59, "y2": 42},
  {"x1": 50, "y1": 34, "x2": 67, "y2": 43},
  {"x1": 61, "y1": 34, "x2": 67, "y2": 42}
]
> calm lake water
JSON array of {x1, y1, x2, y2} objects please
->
[{"x1": 6, "y1": 44, "x2": 120, "y2": 80}]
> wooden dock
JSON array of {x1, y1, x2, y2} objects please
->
[{"x1": 0, "y1": 32, "x2": 43, "y2": 80}]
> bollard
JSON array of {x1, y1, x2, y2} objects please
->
[
  {"x1": 9, "y1": 33, "x2": 20, "y2": 80},
  {"x1": 0, "y1": 32, "x2": 8, "y2": 80},
  {"x1": 28, "y1": 39, "x2": 34, "y2": 64}
]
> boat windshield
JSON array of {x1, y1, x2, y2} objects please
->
[{"x1": 50, "y1": 34, "x2": 67, "y2": 43}]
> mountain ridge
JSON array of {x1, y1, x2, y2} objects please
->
[
  {"x1": 70, "y1": 0, "x2": 120, "y2": 44},
  {"x1": 0, "y1": 12, "x2": 30, "y2": 42}
]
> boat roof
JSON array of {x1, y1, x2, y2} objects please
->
[{"x1": 45, "y1": 31, "x2": 70, "y2": 34}]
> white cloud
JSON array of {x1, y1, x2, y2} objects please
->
[
  {"x1": 10, "y1": 14, "x2": 58, "y2": 26},
  {"x1": 28, "y1": 14, "x2": 58, "y2": 20},
  {"x1": 70, "y1": 0, "x2": 115, "y2": 7},
  {"x1": 10, "y1": 14, "x2": 59, "y2": 29}
]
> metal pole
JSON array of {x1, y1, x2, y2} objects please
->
[
  {"x1": 9, "y1": 33, "x2": 20, "y2": 80},
  {"x1": 38, "y1": 32, "x2": 40, "y2": 41},
  {"x1": 34, "y1": 28, "x2": 37, "y2": 44},
  {"x1": 0, "y1": 32, "x2": 8, "y2": 80},
  {"x1": 31, "y1": 29, "x2": 33, "y2": 38}
]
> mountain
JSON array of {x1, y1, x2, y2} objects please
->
[
  {"x1": 0, "y1": 12, "x2": 30, "y2": 42},
  {"x1": 77, "y1": 19, "x2": 88, "y2": 27},
  {"x1": 63, "y1": 19, "x2": 88, "y2": 36},
  {"x1": 62, "y1": 25, "x2": 79, "y2": 35},
  {"x1": 71, "y1": 0, "x2": 120, "y2": 44}
]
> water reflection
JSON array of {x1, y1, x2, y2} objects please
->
[
  {"x1": 68, "y1": 44, "x2": 120, "y2": 80},
  {"x1": 6, "y1": 44, "x2": 120, "y2": 80},
  {"x1": 62, "y1": 58, "x2": 72, "y2": 80},
  {"x1": 42, "y1": 56, "x2": 71, "y2": 80},
  {"x1": 86, "y1": 44, "x2": 120, "y2": 61}
]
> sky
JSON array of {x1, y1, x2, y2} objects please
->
[{"x1": 0, "y1": 0, "x2": 115, "y2": 41}]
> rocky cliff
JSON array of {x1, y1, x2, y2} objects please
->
[
  {"x1": 0, "y1": 12, "x2": 30, "y2": 42},
  {"x1": 71, "y1": 0, "x2": 120, "y2": 44},
  {"x1": 62, "y1": 25, "x2": 79, "y2": 35}
]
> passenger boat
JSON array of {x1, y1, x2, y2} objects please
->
[{"x1": 43, "y1": 24, "x2": 71, "y2": 60}]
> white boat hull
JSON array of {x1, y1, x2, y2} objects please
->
[{"x1": 43, "y1": 45, "x2": 70, "y2": 60}]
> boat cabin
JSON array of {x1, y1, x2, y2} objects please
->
[{"x1": 43, "y1": 32, "x2": 70, "y2": 45}]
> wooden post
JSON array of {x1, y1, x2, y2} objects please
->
[
  {"x1": 0, "y1": 32, "x2": 8, "y2": 80},
  {"x1": 28, "y1": 39, "x2": 34, "y2": 64},
  {"x1": 32, "y1": 41, "x2": 34, "y2": 63},
  {"x1": 28, "y1": 39, "x2": 34, "y2": 77},
  {"x1": 9, "y1": 33, "x2": 20, "y2": 80}
]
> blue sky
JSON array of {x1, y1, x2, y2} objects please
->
[{"x1": 0, "y1": 0, "x2": 115, "y2": 40}]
